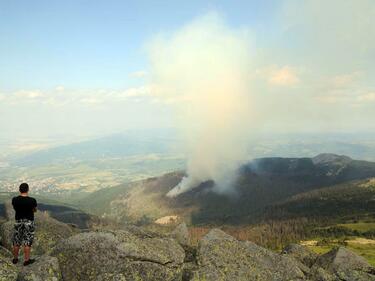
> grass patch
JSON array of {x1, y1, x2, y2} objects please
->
[
  {"x1": 348, "y1": 243, "x2": 375, "y2": 267},
  {"x1": 338, "y1": 222, "x2": 375, "y2": 233},
  {"x1": 306, "y1": 238, "x2": 375, "y2": 266},
  {"x1": 308, "y1": 245, "x2": 332, "y2": 255}
]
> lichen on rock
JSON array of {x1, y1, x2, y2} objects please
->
[
  {"x1": 0, "y1": 254, "x2": 18, "y2": 281},
  {"x1": 194, "y1": 228, "x2": 306, "y2": 281},
  {"x1": 17, "y1": 255, "x2": 62, "y2": 281},
  {"x1": 50, "y1": 227, "x2": 185, "y2": 281}
]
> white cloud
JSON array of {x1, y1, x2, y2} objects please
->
[
  {"x1": 79, "y1": 97, "x2": 103, "y2": 105},
  {"x1": 331, "y1": 72, "x2": 360, "y2": 89},
  {"x1": 315, "y1": 89, "x2": 375, "y2": 106},
  {"x1": 0, "y1": 85, "x2": 159, "y2": 108},
  {"x1": 118, "y1": 85, "x2": 152, "y2": 98},
  {"x1": 268, "y1": 66, "x2": 299, "y2": 86},
  {"x1": 14, "y1": 90, "x2": 44, "y2": 99},
  {"x1": 256, "y1": 65, "x2": 300, "y2": 87},
  {"x1": 358, "y1": 92, "x2": 375, "y2": 102},
  {"x1": 55, "y1": 85, "x2": 65, "y2": 92},
  {"x1": 130, "y1": 70, "x2": 148, "y2": 78},
  {"x1": 315, "y1": 94, "x2": 347, "y2": 104}
]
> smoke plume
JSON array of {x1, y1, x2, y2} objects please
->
[{"x1": 148, "y1": 13, "x2": 253, "y2": 197}]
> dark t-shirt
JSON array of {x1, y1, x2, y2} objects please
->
[{"x1": 12, "y1": 196, "x2": 37, "y2": 221}]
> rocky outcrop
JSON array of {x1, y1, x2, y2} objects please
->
[
  {"x1": 0, "y1": 220, "x2": 13, "y2": 251},
  {"x1": 307, "y1": 265, "x2": 337, "y2": 281},
  {"x1": 1, "y1": 214, "x2": 374, "y2": 281},
  {"x1": 171, "y1": 222, "x2": 190, "y2": 246},
  {"x1": 17, "y1": 255, "x2": 62, "y2": 281},
  {"x1": 187, "y1": 229, "x2": 375, "y2": 281},
  {"x1": 0, "y1": 245, "x2": 12, "y2": 259},
  {"x1": 314, "y1": 247, "x2": 375, "y2": 281},
  {"x1": 282, "y1": 243, "x2": 318, "y2": 267},
  {"x1": 0, "y1": 254, "x2": 18, "y2": 281},
  {"x1": 0, "y1": 212, "x2": 72, "y2": 281},
  {"x1": 30, "y1": 213, "x2": 76, "y2": 255},
  {"x1": 193, "y1": 229, "x2": 307, "y2": 281},
  {"x1": 0, "y1": 212, "x2": 75, "y2": 255},
  {"x1": 50, "y1": 227, "x2": 185, "y2": 281}
]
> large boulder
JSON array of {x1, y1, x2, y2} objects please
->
[
  {"x1": 307, "y1": 266, "x2": 337, "y2": 281},
  {"x1": 314, "y1": 247, "x2": 375, "y2": 281},
  {"x1": 171, "y1": 223, "x2": 190, "y2": 246},
  {"x1": 193, "y1": 228, "x2": 306, "y2": 281},
  {"x1": 17, "y1": 255, "x2": 62, "y2": 281},
  {"x1": 0, "y1": 212, "x2": 75, "y2": 255},
  {"x1": 282, "y1": 243, "x2": 318, "y2": 267},
  {"x1": 50, "y1": 226, "x2": 185, "y2": 281}
]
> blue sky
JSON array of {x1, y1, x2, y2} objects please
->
[
  {"x1": 0, "y1": 0, "x2": 280, "y2": 90},
  {"x1": 0, "y1": 0, "x2": 374, "y2": 141}
]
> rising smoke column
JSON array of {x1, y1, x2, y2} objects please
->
[{"x1": 148, "y1": 13, "x2": 253, "y2": 197}]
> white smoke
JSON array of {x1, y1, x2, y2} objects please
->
[{"x1": 148, "y1": 13, "x2": 253, "y2": 197}]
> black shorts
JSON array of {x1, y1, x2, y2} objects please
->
[{"x1": 12, "y1": 219, "x2": 35, "y2": 246}]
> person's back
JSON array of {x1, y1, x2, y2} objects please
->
[
  {"x1": 12, "y1": 195, "x2": 37, "y2": 221},
  {"x1": 11, "y1": 183, "x2": 37, "y2": 266}
]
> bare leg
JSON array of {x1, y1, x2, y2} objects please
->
[
  {"x1": 12, "y1": 245, "x2": 20, "y2": 259},
  {"x1": 24, "y1": 246, "x2": 31, "y2": 261}
]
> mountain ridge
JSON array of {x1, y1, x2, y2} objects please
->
[{"x1": 74, "y1": 153, "x2": 375, "y2": 226}]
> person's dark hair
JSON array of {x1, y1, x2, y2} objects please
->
[{"x1": 19, "y1": 183, "x2": 29, "y2": 193}]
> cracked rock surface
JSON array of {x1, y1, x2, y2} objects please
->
[
  {"x1": 50, "y1": 228, "x2": 185, "y2": 281},
  {"x1": 1, "y1": 215, "x2": 375, "y2": 281}
]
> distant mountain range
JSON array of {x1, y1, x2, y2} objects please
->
[
  {"x1": 12, "y1": 130, "x2": 182, "y2": 166},
  {"x1": 4, "y1": 150, "x2": 375, "y2": 229},
  {"x1": 11, "y1": 131, "x2": 375, "y2": 167},
  {"x1": 75, "y1": 153, "x2": 375, "y2": 226}
]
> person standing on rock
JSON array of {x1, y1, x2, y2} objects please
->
[{"x1": 11, "y1": 182, "x2": 37, "y2": 266}]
